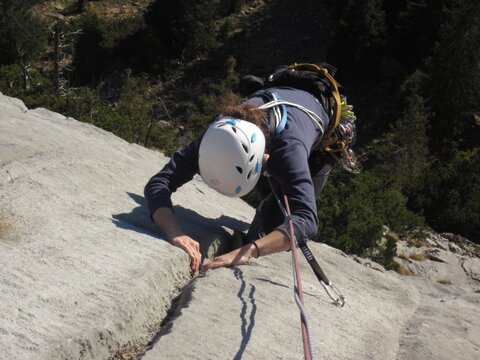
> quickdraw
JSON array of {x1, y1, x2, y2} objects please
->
[
  {"x1": 296, "y1": 238, "x2": 346, "y2": 307},
  {"x1": 266, "y1": 175, "x2": 346, "y2": 307}
]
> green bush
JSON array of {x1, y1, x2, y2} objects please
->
[
  {"x1": 407, "y1": 149, "x2": 480, "y2": 243},
  {"x1": 185, "y1": 56, "x2": 240, "y2": 135},
  {"x1": 0, "y1": 64, "x2": 57, "y2": 107},
  {"x1": 316, "y1": 163, "x2": 424, "y2": 257}
]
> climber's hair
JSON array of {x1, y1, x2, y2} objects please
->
[{"x1": 221, "y1": 104, "x2": 266, "y2": 131}]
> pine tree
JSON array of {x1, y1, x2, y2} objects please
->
[
  {"x1": 329, "y1": 0, "x2": 386, "y2": 69},
  {"x1": 426, "y1": 0, "x2": 480, "y2": 151},
  {"x1": 116, "y1": 70, "x2": 157, "y2": 145},
  {"x1": 0, "y1": 0, "x2": 47, "y2": 65},
  {"x1": 392, "y1": 70, "x2": 429, "y2": 183},
  {"x1": 71, "y1": 13, "x2": 108, "y2": 85},
  {"x1": 383, "y1": 0, "x2": 445, "y2": 71},
  {"x1": 144, "y1": 0, "x2": 218, "y2": 62}
]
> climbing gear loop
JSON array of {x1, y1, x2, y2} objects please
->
[{"x1": 286, "y1": 63, "x2": 342, "y2": 139}]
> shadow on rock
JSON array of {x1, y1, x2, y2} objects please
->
[
  {"x1": 112, "y1": 192, "x2": 251, "y2": 259},
  {"x1": 112, "y1": 192, "x2": 160, "y2": 238}
]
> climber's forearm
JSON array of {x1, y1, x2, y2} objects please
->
[
  {"x1": 254, "y1": 229, "x2": 291, "y2": 258},
  {"x1": 152, "y1": 207, "x2": 185, "y2": 242}
]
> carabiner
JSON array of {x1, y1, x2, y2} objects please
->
[{"x1": 321, "y1": 281, "x2": 346, "y2": 307}]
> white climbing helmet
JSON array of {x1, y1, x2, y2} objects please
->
[{"x1": 199, "y1": 117, "x2": 266, "y2": 197}]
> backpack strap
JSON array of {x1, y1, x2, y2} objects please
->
[
  {"x1": 252, "y1": 89, "x2": 326, "y2": 148},
  {"x1": 287, "y1": 63, "x2": 343, "y2": 140},
  {"x1": 251, "y1": 90, "x2": 288, "y2": 137}
]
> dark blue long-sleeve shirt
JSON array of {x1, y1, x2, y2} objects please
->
[{"x1": 144, "y1": 87, "x2": 330, "y2": 240}]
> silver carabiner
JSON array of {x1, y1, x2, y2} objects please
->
[{"x1": 321, "y1": 281, "x2": 346, "y2": 307}]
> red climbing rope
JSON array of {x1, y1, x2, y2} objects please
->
[{"x1": 284, "y1": 195, "x2": 312, "y2": 360}]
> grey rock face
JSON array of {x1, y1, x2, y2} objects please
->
[{"x1": 1, "y1": 93, "x2": 479, "y2": 360}]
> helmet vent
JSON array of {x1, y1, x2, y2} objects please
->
[
  {"x1": 249, "y1": 155, "x2": 255, "y2": 162},
  {"x1": 247, "y1": 170, "x2": 252, "y2": 180},
  {"x1": 236, "y1": 166, "x2": 243, "y2": 174},
  {"x1": 231, "y1": 126, "x2": 237, "y2": 133},
  {"x1": 241, "y1": 144, "x2": 248, "y2": 153}
]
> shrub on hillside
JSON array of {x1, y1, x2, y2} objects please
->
[{"x1": 406, "y1": 149, "x2": 480, "y2": 243}]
